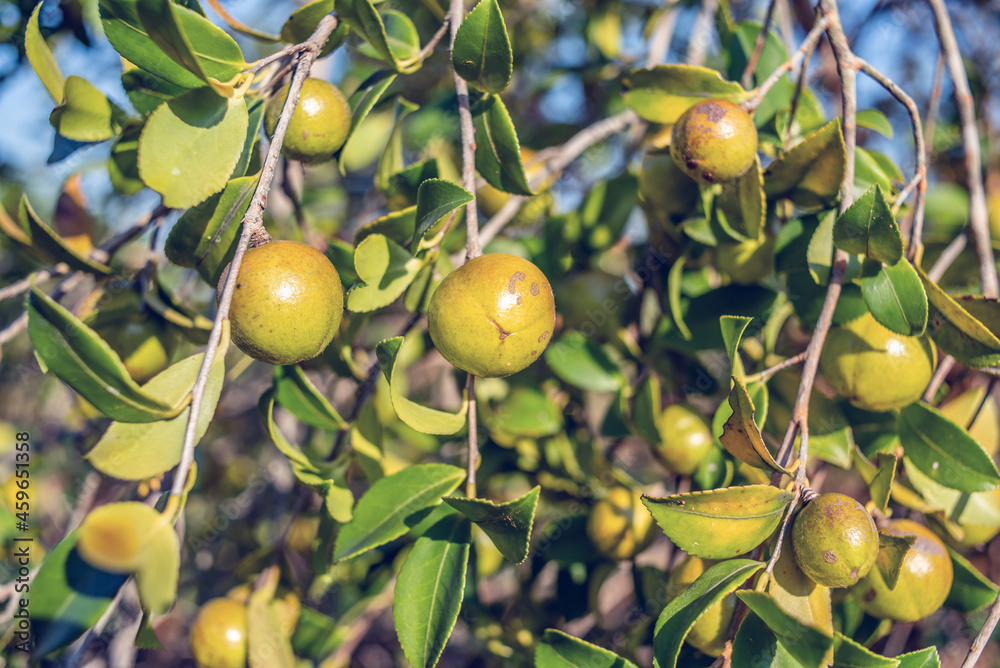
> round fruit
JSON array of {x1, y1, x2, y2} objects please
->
[
  {"x1": 791, "y1": 493, "x2": 878, "y2": 588},
  {"x1": 190, "y1": 598, "x2": 248, "y2": 668},
  {"x1": 587, "y1": 487, "x2": 656, "y2": 560},
  {"x1": 653, "y1": 404, "x2": 714, "y2": 475},
  {"x1": 819, "y1": 311, "x2": 936, "y2": 413},
  {"x1": 853, "y1": 519, "x2": 953, "y2": 622},
  {"x1": 637, "y1": 149, "x2": 699, "y2": 219},
  {"x1": 224, "y1": 240, "x2": 343, "y2": 365},
  {"x1": 670, "y1": 99, "x2": 758, "y2": 184},
  {"x1": 264, "y1": 78, "x2": 350, "y2": 164},
  {"x1": 554, "y1": 271, "x2": 637, "y2": 337},
  {"x1": 715, "y1": 235, "x2": 775, "y2": 285},
  {"x1": 666, "y1": 556, "x2": 735, "y2": 657},
  {"x1": 98, "y1": 318, "x2": 177, "y2": 384},
  {"x1": 427, "y1": 253, "x2": 555, "y2": 377}
]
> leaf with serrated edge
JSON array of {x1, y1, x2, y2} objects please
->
[
  {"x1": 896, "y1": 647, "x2": 940, "y2": 668},
  {"x1": 736, "y1": 591, "x2": 833, "y2": 667},
  {"x1": 917, "y1": 265, "x2": 1000, "y2": 368},
  {"x1": 473, "y1": 94, "x2": 532, "y2": 196},
  {"x1": 833, "y1": 632, "x2": 899, "y2": 668},
  {"x1": 945, "y1": 547, "x2": 999, "y2": 613},
  {"x1": 833, "y1": 185, "x2": 904, "y2": 265},
  {"x1": 720, "y1": 315, "x2": 752, "y2": 380},
  {"x1": 875, "y1": 532, "x2": 915, "y2": 590},
  {"x1": 347, "y1": 234, "x2": 427, "y2": 313},
  {"x1": 642, "y1": 485, "x2": 792, "y2": 559},
  {"x1": 452, "y1": 0, "x2": 513, "y2": 94},
  {"x1": 622, "y1": 65, "x2": 752, "y2": 124},
  {"x1": 443, "y1": 487, "x2": 539, "y2": 563},
  {"x1": 273, "y1": 365, "x2": 347, "y2": 430},
  {"x1": 410, "y1": 179, "x2": 473, "y2": 253},
  {"x1": 25, "y1": 2, "x2": 63, "y2": 101},
  {"x1": 720, "y1": 377, "x2": 790, "y2": 474},
  {"x1": 861, "y1": 258, "x2": 927, "y2": 336},
  {"x1": 374, "y1": 337, "x2": 469, "y2": 434},
  {"x1": 764, "y1": 118, "x2": 846, "y2": 209},
  {"x1": 536, "y1": 629, "x2": 639, "y2": 668},
  {"x1": 633, "y1": 372, "x2": 662, "y2": 445},
  {"x1": 869, "y1": 452, "x2": 898, "y2": 513}
]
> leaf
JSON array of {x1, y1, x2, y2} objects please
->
[
  {"x1": 856, "y1": 147, "x2": 903, "y2": 193},
  {"x1": 767, "y1": 546, "x2": 834, "y2": 657},
  {"x1": 248, "y1": 589, "x2": 296, "y2": 668},
  {"x1": 347, "y1": 234, "x2": 427, "y2": 313},
  {"x1": 875, "y1": 532, "x2": 915, "y2": 590},
  {"x1": 806, "y1": 210, "x2": 837, "y2": 284},
  {"x1": 720, "y1": 377, "x2": 790, "y2": 474},
  {"x1": 732, "y1": 611, "x2": 810, "y2": 668},
  {"x1": 720, "y1": 315, "x2": 752, "y2": 379},
  {"x1": 133, "y1": 522, "x2": 180, "y2": 614},
  {"x1": 394, "y1": 512, "x2": 471, "y2": 668},
  {"x1": 652, "y1": 559, "x2": 763, "y2": 668},
  {"x1": 335, "y1": 0, "x2": 412, "y2": 71},
  {"x1": 897, "y1": 402, "x2": 1000, "y2": 493},
  {"x1": 49, "y1": 76, "x2": 120, "y2": 142},
  {"x1": 622, "y1": 65, "x2": 752, "y2": 124},
  {"x1": 632, "y1": 372, "x2": 662, "y2": 444},
  {"x1": 139, "y1": 87, "x2": 248, "y2": 208},
  {"x1": 375, "y1": 337, "x2": 469, "y2": 434},
  {"x1": 25, "y1": 2, "x2": 64, "y2": 102},
  {"x1": 860, "y1": 258, "x2": 927, "y2": 336},
  {"x1": 355, "y1": 206, "x2": 417, "y2": 246},
  {"x1": 18, "y1": 195, "x2": 113, "y2": 276},
  {"x1": 945, "y1": 547, "x2": 999, "y2": 613},
  {"x1": 273, "y1": 365, "x2": 347, "y2": 430},
  {"x1": 833, "y1": 185, "x2": 904, "y2": 265},
  {"x1": 905, "y1": 459, "x2": 1000, "y2": 528},
  {"x1": 410, "y1": 179, "x2": 474, "y2": 253},
  {"x1": 764, "y1": 118, "x2": 846, "y2": 209},
  {"x1": 736, "y1": 591, "x2": 833, "y2": 668},
  {"x1": 443, "y1": 487, "x2": 539, "y2": 563},
  {"x1": 339, "y1": 70, "x2": 397, "y2": 174},
  {"x1": 895, "y1": 648, "x2": 940, "y2": 668},
  {"x1": 472, "y1": 94, "x2": 532, "y2": 196},
  {"x1": 121, "y1": 69, "x2": 188, "y2": 116},
  {"x1": 667, "y1": 253, "x2": 692, "y2": 340},
  {"x1": 857, "y1": 109, "x2": 894, "y2": 139},
  {"x1": 280, "y1": 0, "x2": 348, "y2": 57},
  {"x1": 917, "y1": 266, "x2": 1000, "y2": 368},
  {"x1": 27, "y1": 287, "x2": 178, "y2": 423},
  {"x1": 642, "y1": 485, "x2": 793, "y2": 559},
  {"x1": 109, "y1": 126, "x2": 145, "y2": 195},
  {"x1": 375, "y1": 96, "x2": 419, "y2": 194},
  {"x1": 833, "y1": 632, "x2": 900, "y2": 668},
  {"x1": 487, "y1": 387, "x2": 562, "y2": 438},
  {"x1": 536, "y1": 629, "x2": 639, "y2": 668},
  {"x1": 544, "y1": 331, "x2": 624, "y2": 392},
  {"x1": 452, "y1": 0, "x2": 513, "y2": 94},
  {"x1": 333, "y1": 463, "x2": 466, "y2": 561},
  {"x1": 868, "y1": 452, "x2": 898, "y2": 513}
]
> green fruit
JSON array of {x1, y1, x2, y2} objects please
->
[
  {"x1": 715, "y1": 235, "x2": 775, "y2": 285},
  {"x1": 98, "y1": 318, "x2": 177, "y2": 384},
  {"x1": 264, "y1": 78, "x2": 350, "y2": 164},
  {"x1": 853, "y1": 519, "x2": 953, "y2": 622},
  {"x1": 428, "y1": 253, "x2": 555, "y2": 377},
  {"x1": 819, "y1": 311, "x2": 936, "y2": 412},
  {"x1": 586, "y1": 486, "x2": 656, "y2": 560},
  {"x1": 554, "y1": 271, "x2": 636, "y2": 337},
  {"x1": 225, "y1": 240, "x2": 343, "y2": 365},
  {"x1": 638, "y1": 149, "x2": 699, "y2": 218},
  {"x1": 791, "y1": 493, "x2": 878, "y2": 588},
  {"x1": 670, "y1": 99, "x2": 758, "y2": 184},
  {"x1": 190, "y1": 598, "x2": 248, "y2": 668},
  {"x1": 653, "y1": 404, "x2": 714, "y2": 475},
  {"x1": 666, "y1": 556, "x2": 735, "y2": 657}
]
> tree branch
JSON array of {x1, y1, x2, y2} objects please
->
[
  {"x1": 962, "y1": 591, "x2": 1000, "y2": 668},
  {"x1": 685, "y1": 0, "x2": 718, "y2": 67},
  {"x1": 448, "y1": 0, "x2": 480, "y2": 260},
  {"x1": 740, "y1": 0, "x2": 778, "y2": 89},
  {"x1": 743, "y1": 15, "x2": 829, "y2": 114},
  {"x1": 646, "y1": 1, "x2": 680, "y2": 67}
]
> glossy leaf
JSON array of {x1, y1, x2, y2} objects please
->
[
  {"x1": 109, "y1": 126, "x2": 145, "y2": 195},
  {"x1": 25, "y1": 2, "x2": 64, "y2": 102},
  {"x1": 375, "y1": 337, "x2": 469, "y2": 434},
  {"x1": 347, "y1": 234, "x2": 427, "y2": 312},
  {"x1": 49, "y1": 75, "x2": 119, "y2": 142},
  {"x1": 19, "y1": 196, "x2": 113, "y2": 276},
  {"x1": 280, "y1": 0, "x2": 348, "y2": 57},
  {"x1": 133, "y1": 522, "x2": 180, "y2": 615},
  {"x1": 720, "y1": 377, "x2": 790, "y2": 474},
  {"x1": 394, "y1": 512, "x2": 471, "y2": 668},
  {"x1": 536, "y1": 629, "x2": 638, "y2": 668},
  {"x1": 355, "y1": 206, "x2": 417, "y2": 246},
  {"x1": 896, "y1": 648, "x2": 940, "y2": 668},
  {"x1": 732, "y1": 612, "x2": 810, "y2": 668},
  {"x1": 411, "y1": 179, "x2": 473, "y2": 253},
  {"x1": 633, "y1": 372, "x2": 662, "y2": 444},
  {"x1": 764, "y1": 118, "x2": 846, "y2": 209},
  {"x1": 860, "y1": 258, "x2": 927, "y2": 336},
  {"x1": 375, "y1": 96, "x2": 419, "y2": 194},
  {"x1": 806, "y1": 210, "x2": 837, "y2": 284},
  {"x1": 336, "y1": 0, "x2": 413, "y2": 71},
  {"x1": 452, "y1": 0, "x2": 513, "y2": 94},
  {"x1": 544, "y1": 331, "x2": 624, "y2": 392},
  {"x1": 868, "y1": 452, "x2": 898, "y2": 513},
  {"x1": 339, "y1": 70, "x2": 398, "y2": 174},
  {"x1": 717, "y1": 156, "x2": 765, "y2": 242},
  {"x1": 856, "y1": 147, "x2": 903, "y2": 193},
  {"x1": 856, "y1": 109, "x2": 894, "y2": 138},
  {"x1": 904, "y1": 458, "x2": 1000, "y2": 528},
  {"x1": 667, "y1": 253, "x2": 692, "y2": 340},
  {"x1": 875, "y1": 532, "x2": 915, "y2": 590},
  {"x1": 642, "y1": 485, "x2": 792, "y2": 559},
  {"x1": 833, "y1": 632, "x2": 899, "y2": 668},
  {"x1": 833, "y1": 185, "x2": 903, "y2": 265},
  {"x1": 443, "y1": 487, "x2": 539, "y2": 563},
  {"x1": 487, "y1": 386, "x2": 562, "y2": 438},
  {"x1": 918, "y1": 266, "x2": 1000, "y2": 368},
  {"x1": 945, "y1": 547, "x2": 999, "y2": 613},
  {"x1": 720, "y1": 315, "x2": 752, "y2": 379},
  {"x1": 273, "y1": 365, "x2": 347, "y2": 430},
  {"x1": 736, "y1": 591, "x2": 833, "y2": 667},
  {"x1": 622, "y1": 65, "x2": 752, "y2": 124},
  {"x1": 333, "y1": 463, "x2": 465, "y2": 561},
  {"x1": 472, "y1": 94, "x2": 532, "y2": 196},
  {"x1": 121, "y1": 69, "x2": 188, "y2": 116}
]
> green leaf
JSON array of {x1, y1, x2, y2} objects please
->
[
  {"x1": 355, "y1": 206, "x2": 417, "y2": 246},
  {"x1": 868, "y1": 452, "x2": 898, "y2": 513},
  {"x1": 720, "y1": 377, "x2": 790, "y2": 474},
  {"x1": 642, "y1": 485, "x2": 792, "y2": 559},
  {"x1": 133, "y1": 523, "x2": 180, "y2": 614},
  {"x1": 452, "y1": 0, "x2": 513, "y2": 94},
  {"x1": 25, "y1": 2, "x2": 64, "y2": 102},
  {"x1": 394, "y1": 512, "x2": 471, "y2": 668},
  {"x1": 945, "y1": 547, "x2": 999, "y2": 613},
  {"x1": 833, "y1": 185, "x2": 904, "y2": 265},
  {"x1": 917, "y1": 266, "x2": 1000, "y2": 368},
  {"x1": 736, "y1": 591, "x2": 833, "y2": 668},
  {"x1": 375, "y1": 97, "x2": 419, "y2": 194},
  {"x1": 875, "y1": 532, "x2": 915, "y2": 590},
  {"x1": 720, "y1": 315, "x2": 752, "y2": 379},
  {"x1": 764, "y1": 118, "x2": 846, "y2": 209},
  {"x1": 411, "y1": 179, "x2": 474, "y2": 253},
  {"x1": 248, "y1": 590, "x2": 296, "y2": 668},
  {"x1": 109, "y1": 126, "x2": 145, "y2": 195},
  {"x1": 339, "y1": 70, "x2": 397, "y2": 174},
  {"x1": 375, "y1": 337, "x2": 469, "y2": 435},
  {"x1": 273, "y1": 365, "x2": 347, "y2": 430},
  {"x1": 336, "y1": 0, "x2": 415, "y2": 71},
  {"x1": 387, "y1": 159, "x2": 441, "y2": 209},
  {"x1": 632, "y1": 372, "x2": 662, "y2": 444},
  {"x1": 622, "y1": 65, "x2": 752, "y2": 124},
  {"x1": 121, "y1": 69, "x2": 188, "y2": 116},
  {"x1": 139, "y1": 87, "x2": 248, "y2": 208},
  {"x1": 333, "y1": 463, "x2": 466, "y2": 561},
  {"x1": 49, "y1": 75, "x2": 119, "y2": 142},
  {"x1": 897, "y1": 402, "x2": 1000, "y2": 493},
  {"x1": 27, "y1": 287, "x2": 179, "y2": 423},
  {"x1": 833, "y1": 632, "x2": 899, "y2": 668},
  {"x1": 667, "y1": 253, "x2": 692, "y2": 340},
  {"x1": 486, "y1": 386, "x2": 562, "y2": 438},
  {"x1": 232, "y1": 98, "x2": 264, "y2": 179},
  {"x1": 855, "y1": 147, "x2": 903, "y2": 193},
  {"x1": 895, "y1": 648, "x2": 940, "y2": 668},
  {"x1": 443, "y1": 487, "x2": 539, "y2": 563},
  {"x1": 347, "y1": 234, "x2": 427, "y2": 313},
  {"x1": 536, "y1": 629, "x2": 639, "y2": 668},
  {"x1": 18, "y1": 196, "x2": 113, "y2": 276},
  {"x1": 860, "y1": 258, "x2": 927, "y2": 336},
  {"x1": 732, "y1": 612, "x2": 810, "y2": 668},
  {"x1": 652, "y1": 559, "x2": 763, "y2": 668},
  {"x1": 544, "y1": 331, "x2": 624, "y2": 393},
  {"x1": 904, "y1": 458, "x2": 1000, "y2": 528},
  {"x1": 857, "y1": 109, "x2": 894, "y2": 139},
  {"x1": 85, "y1": 343, "x2": 227, "y2": 480},
  {"x1": 716, "y1": 156, "x2": 765, "y2": 242},
  {"x1": 727, "y1": 22, "x2": 792, "y2": 125},
  {"x1": 280, "y1": 0, "x2": 348, "y2": 57},
  {"x1": 473, "y1": 94, "x2": 532, "y2": 196}
]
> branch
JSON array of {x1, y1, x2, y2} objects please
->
[
  {"x1": 418, "y1": 17, "x2": 451, "y2": 63},
  {"x1": 740, "y1": 0, "x2": 778, "y2": 89},
  {"x1": 448, "y1": 0, "x2": 480, "y2": 260},
  {"x1": 962, "y1": 591, "x2": 1000, "y2": 668},
  {"x1": 927, "y1": 233, "x2": 967, "y2": 283},
  {"x1": 169, "y1": 14, "x2": 340, "y2": 500},
  {"x1": 646, "y1": 1, "x2": 681, "y2": 67},
  {"x1": 743, "y1": 15, "x2": 829, "y2": 114},
  {"x1": 685, "y1": 0, "x2": 718, "y2": 67}
]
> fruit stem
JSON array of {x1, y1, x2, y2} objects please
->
[{"x1": 447, "y1": 0, "x2": 481, "y2": 261}]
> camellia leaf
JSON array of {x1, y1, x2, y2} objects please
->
[
  {"x1": 410, "y1": 179, "x2": 474, "y2": 253},
  {"x1": 860, "y1": 258, "x2": 927, "y2": 336},
  {"x1": 121, "y1": 69, "x2": 188, "y2": 116},
  {"x1": 452, "y1": 0, "x2": 513, "y2": 94},
  {"x1": 486, "y1": 387, "x2": 562, "y2": 438},
  {"x1": 374, "y1": 336, "x2": 469, "y2": 434},
  {"x1": 897, "y1": 402, "x2": 1000, "y2": 494},
  {"x1": 642, "y1": 485, "x2": 793, "y2": 559},
  {"x1": 443, "y1": 487, "x2": 539, "y2": 563},
  {"x1": 273, "y1": 365, "x2": 347, "y2": 430},
  {"x1": 856, "y1": 109, "x2": 894, "y2": 138},
  {"x1": 652, "y1": 559, "x2": 763, "y2": 668},
  {"x1": 355, "y1": 206, "x2": 417, "y2": 246},
  {"x1": 393, "y1": 512, "x2": 471, "y2": 668},
  {"x1": 667, "y1": 252, "x2": 692, "y2": 340},
  {"x1": 868, "y1": 452, "x2": 898, "y2": 513},
  {"x1": 833, "y1": 184, "x2": 904, "y2": 265},
  {"x1": 109, "y1": 126, "x2": 145, "y2": 195},
  {"x1": 763, "y1": 118, "x2": 846, "y2": 209},
  {"x1": 333, "y1": 463, "x2": 466, "y2": 561},
  {"x1": 766, "y1": 546, "x2": 834, "y2": 664},
  {"x1": 896, "y1": 648, "x2": 940, "y2": 668},
  {"x1": 720, "y1": 377, "x2": 790, "y2": 474},
  {"x1": 544, "y1": 331, "x2": 624, "y2": 393},
  {"x1": 138, "y1": 86, "x2": 249, "y2": 208},
  {"x1": 945, "y1": 547, "x2": 999, "y2": 613},
  {"x1": 731, "y1": 611, "x2": 811, "y2": 668},
  {"x1": 833, "y1": 632, "x2": 900, "y2": 668},
  {"x1": 19, "y1": 195, "x2": 113, "y2": 276},
  {"x1": 335, "y1": 0, "x2": 410, "y2": 71},
  {"x1": 49, "y1": 75, "x2": 119, "y2": 142},
  {"x1": 280, "y1": 0, "x2": 348, "y2": 57},
  {"x1": 375, "y1": 96, "x2": 419, "y2": 194},
  {"x1": 917, "y1": 266, "x2": 1000, "y2": 368},
  {"x1": 25, "y1": 2, "x2": 64, "y2": 102},
  {"x1": 716, "y1": 156, "x2": 765, "y2": 242},
  {"x1": 347, "y1": 234, "x2": 428, "y2": 313},
  {"x1": 632, "y1": 372, "x2": 662, "y2": 444},
  {"x1": 338, "y1": 69, "x2": 397, "y2": 173},
  {"x1": 856, "y1": 147, "x2": 903, "y2": 194},
  {"x1": 248, "y1": 585, "x2": 296, "y2": 668},
  {"x1": 736, "y1": 591, "x2": 833, "y2": 668},
  {"x1": 904, "y1": 458, "x2": 1000, "y2": 529},
  {"x1": 536, "y1": 629, "x2": 639, "y2": 668},
  {"x1": 874, "y1": 532, "x2": 915, "y2": 590},
  {"x1": 472, "y1": 94, "x2": 532, "y2": 196},
  {"x1": 622, "y1": 65, "x2": 752, "y2": 124},
  {"x1": 720, "y1": 315, "x2": 753, "y2": 380}
]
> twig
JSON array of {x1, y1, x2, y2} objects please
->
[
  {"x1": 246, "y1": 43, "x2": 303, "y2": 75},
  {"x1": 448, "y1": 0, "x2": 480, "y2": 260},
  {"x1": 922, "y1": 354, "x2": 956, "y2": 403},
  {"x1": 763, "y1": 488, "x2": 801, "y2": 578},
  {"x1": 323, "y1": 577, "x2": 396, "y2": 667},
  {"x1": 0, "y1": 271, "x2": 86, "y2": 345},
  {"x1": 418, "y1": 18, "x2": 451, "y2": 62},
  {"x1": 743, "y1": 15, "x2": 830, "y2": 114},
  {"x1": 685, "y1": 0, "x2": 718, "y2": 67},
  {"x1": 169, "y1": 14, "x2": 341, "y2": 501},
  {"x1": 740, "y1": 0, "x2": 778, "y2": 89},
  {"x1": 926, "y1": 0, "x2": 998, "y2": 299},
  {"x1": 962, "y1": 591, "x2": 1000, "y2": 668},
  {"x1": 646, "y1": 1, "x2": 680, "y2": 67},
  {"x1": 0, "y1": 264, "x2": 68, "y2": 303},
  {"x1": 744, "y1": 351, "x2": 808, "y2": 383},
  {"x1": 924, "y1": 53, "x2": 946, "y2": 161},
  {"x1": 928, "y1": 233, "x2": 967, "y2": 283},
  {"x1": 783, "y1": 39, "x2": 814, "y2": 152},
  {"x1": 967, "y1": 377, "x2": 998, "y2": 430}
]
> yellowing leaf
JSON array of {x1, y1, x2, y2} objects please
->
[{"x1": 720, "y1": 376, "x2": 790, "y2": 474}]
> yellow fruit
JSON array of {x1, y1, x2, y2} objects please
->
[
  {"x1": 853, "y1": 519, "x2": 953, "y2": 622},
  {"x1": 428, "y1": 253, "x2": 555, "y2": 377},
  {"x1": 715, "y1": 235, "x2": 775, "y2": 285},
  {"x1": 791, "y1": 493, "x2": 878, "y2": 588},
  {"x1": 638, "y1": 149, "x2": 699, "y2": 219},
  {"x1": 819, "y1": 312, "x2": 936, "y2": 412},
  {"x1": 98, "y1": 318, "x2": 177, "y2": 384},
  {"x1": 554, "y1": 271, "x2": 636, "y2": 337},
  {"x1": 670, "y1": 99, "x2": 758, "y2": 184},
  {"x1": 224, "y1": 240, "x2": 343, "y2": 365},
  {"x1": 653, "y1": 404, "x2": 714, "y2": 475},
  {"x1": 77, "y1": 502, "x2": 172, "y2": 573},
  {"x1": 938, "y1": 387, "x2": 1000, "y2": 456},
  {"x1": 264, "y1": 78, "x2": 350, "y2": 164},
  {"x1": 190, "y1": 598, "x2": 248, "y2": 668},
  {"x1": 586, "y1": 487, "x2": 656, "y2": 560},
  {"x1": 666, "y1": 556, "x2": 735, "y2": 657}
]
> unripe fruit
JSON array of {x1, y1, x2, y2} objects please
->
[
  {"x1": 554, "y1": 271, "x2": 637, "y2": 337},
  {"x1": 715, "y1": 235, "x2": 775, "y2": 285},
  {"x1": 97, "y1": 318, "x2": 177, "y2": 384},
  {"x1": 653, "y1": 404, "x2": 714, "y2": 475},
  {"x1": 670, "y1": 99, "x2": 758, "y2": 184},
  {"x1": 791, "y1": 493, "x2": 878, "y2": 588},
  {"x1": 637, "y1": 149, "x2": 699, "y2": 218},
  {"x1": 819, "y1": 311, "x2": 936, "y2": 413},
  {"x1": 264, "y1": 78, "x2": 350, "y2": 164},
  {"x1": 190, "y1": 598, "x2": 248, "y2": 668},
  {"x1": 428, "y1": 253, "x2": 555, "y2": 377},
  {"x1": 586, "y1": 487, "x2": 656, "y2": 560},
  {"x1": 666, "y1": 556, "x2": 735, "y2": 657},
  {"x1": 224, "y1": 240, "x2": 343, "y2": 365},
  {"x1": 853, "y1": 519, "x2": 953, "y2": 622}
]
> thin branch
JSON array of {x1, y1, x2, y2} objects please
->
[
  {"x1": 962, "y1": 591, "x2": 1000, "y2": 668},
  {"x1": 0, "y1": 271, "x2": 86, "y2": 345},
  {"x1": 169, "y1": 14, "x2": 341, "y2": 501},
  {"x1": 783, "y1": 42, "x2": 814, "y2": 152},
  {"x1": 245, "y1": 43, "x2": 303, "y2": 75},
  {"x1": 418, "y1": 18, "x2": 451, "y2": 62},
  {"x1": 924, "y1": 53, "x2": 946, "y2": 162},
  {"x1": 928, "y1": 233, "x2": 967, "y2": 283},
  {"x1": 743, "y1": 15, "x2": 829, "y2": 114},
  {"x1": 923, "y1": 354, "x2": 956, "y2": 403},
  {"x1": 0, "y1": 264, "x2": 69, "y2": 303},
  {"x1": 927, "y1": 0, "x2": 998, "y2": 299},
  {"x1": 685, "y1": 0, "x2": 718, "y2": 67},
  {"x1": 646, "y1": 1, "x2": 680, "y2": 67},
  {"x1": 744, "y1": 351, "x2": 808, "y2": 384},
  {"x1": 448, "y1": 0, "x2": 480, "y2": 260},
  {"x1": 740, "y1": 0, "x2": 778, "y2": 89}
]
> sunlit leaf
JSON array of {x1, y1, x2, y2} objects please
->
[
  {"x1": 443, "y1": 487, "x2": 539, "y2": 563},
  {"x1": 622, "y1": 65, "x2": 752, "y2": 124},
  {"x1": 452, "y1": 0, "x2": 513, "y2": 94},
  {"x1": 375, "y1": 336, "x2": 469, "y2": 434}
]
